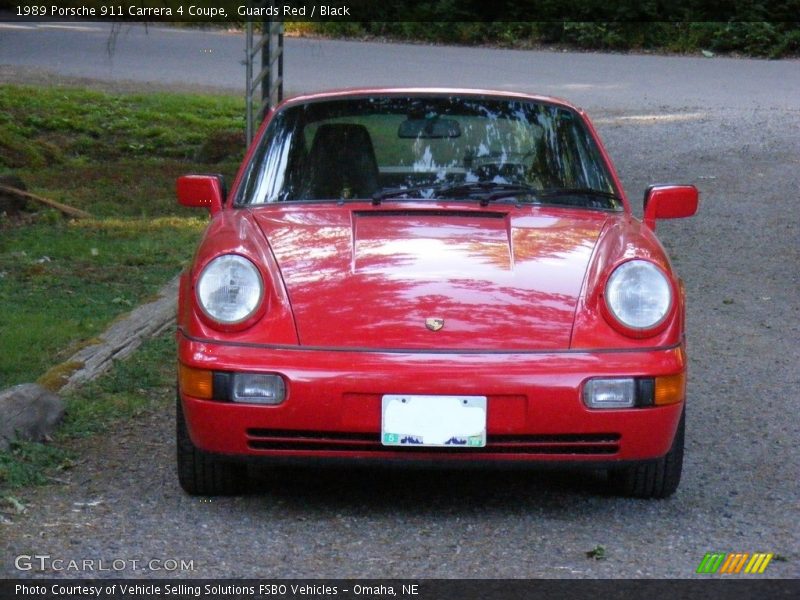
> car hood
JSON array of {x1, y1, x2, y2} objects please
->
[{"x1": 252, "y1": 204, "x2": 609, "y2": 350}]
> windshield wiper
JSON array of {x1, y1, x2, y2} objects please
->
[
  {"x1": 372, "y1": 183, "x2": 444, "y2": 204},
  {"x1": 472, "y1": 183, "x2": 541, "y2": 206},
  {"x1": 372, "y1": 183, "x2": 621, "y2": 209},
  {"x1": 372, "y1": 181, "x2": 539, "y2": 206}
]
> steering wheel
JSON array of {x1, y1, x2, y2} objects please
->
[
  {"x1": 473, "y1": 161, "x2": 529, "y2": 181},
  {"x1": 470, "y1": 150, "x2": 535, "y2": 182}
]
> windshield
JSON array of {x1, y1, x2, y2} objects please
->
[{"x1": 236, "y1": 95, "x2": 620, "y2": 209}]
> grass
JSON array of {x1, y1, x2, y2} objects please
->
[
  {"x1": 0, "y1": 84, "x2": 246, "y2": 387},
  {"x1": 0, "y1": 85, "x2": 245, "y2": 168},
  {"x1": 0, "y1": 85, "x2": 246, "y2": 218},
  {"x1": 0, "y1": 331, "x2": 175, "y2": 491},
  {"x1": 0, "y1": 83, "x2": 246, "y2": 492},
  {"x1": 0, "y1": 216, "x2": 205, "y2": 386}
]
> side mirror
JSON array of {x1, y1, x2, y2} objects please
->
[
  {"x1": 643, "y1": 184, "x2": 698, "y2": 230},
  {"x1": 177, "y1": 174, "x2": 225, "y2": 215}
]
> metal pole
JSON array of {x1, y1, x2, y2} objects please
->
[
  {"x1": 277, "y1": 24, "x2": 284, "y2": 103},
  {"x1": 244, "y1": 4, "x2": 283, "y2": 145},
  {"x1": 261, "y1": 17, "x2": 271, "y2": 123},
  {"x1": 245, "y1": 21, "x2": 254, "y2": 145}
]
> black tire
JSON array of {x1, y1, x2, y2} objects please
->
[
  {"x1": 176, "y1": 394, "x2": 246, "y2": 496},
  {"x1": 609, "y1": 407, "x2": 685, "y2": 499}
]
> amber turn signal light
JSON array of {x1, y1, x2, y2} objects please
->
[
  {"x1": 654, "y1": 372, "x2": 686, "y2": 406},
  {"x1": 178, "y1": 363, "x2": 213, "y2": 399}
]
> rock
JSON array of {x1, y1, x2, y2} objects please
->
[
  {"x1": 0, "y1": 383, "x2": 65, "y2": 451},
  {"x1": 0, "y1": 174, "x2": 29, "y2": 215}
]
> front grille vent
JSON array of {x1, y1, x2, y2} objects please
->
[{"x1": 246, "y1": 429, "x2": 620, "y2": 455}]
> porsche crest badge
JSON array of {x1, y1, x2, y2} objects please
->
[{"x1": 425, "y1": 317, "x2": 445, "y2": 331}]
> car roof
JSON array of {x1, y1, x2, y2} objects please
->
[{"x1": 275, "y1": 87, "x2": 584, "y2": 114}]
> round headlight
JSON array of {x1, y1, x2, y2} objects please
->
[
  {"x1": 196, "y1": 254, "x2": 263, "y2": 325},
  {"x1": 605, "y1": 260, "x2": 672, "y2": 330}
]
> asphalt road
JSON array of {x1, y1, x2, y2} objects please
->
[
  {"x1": 1, "y1": 22, "x2": 799, "y2": 113},
  {"x1": 0, "y1": 22, "x2": 798, "y2": 579}
]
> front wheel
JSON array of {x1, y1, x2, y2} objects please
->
[
  {"x1": 176, "y1": 393, "x2": 246, "y2": 496},
  {"x1": 608, "y1": 407, "x2": 685, "y2": 499}
]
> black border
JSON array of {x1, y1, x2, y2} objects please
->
[
  {"x1": 2, "y1": 579, "x2": 799, "y2": 600},
  {"x1": 2, "y1": 0, "x2": 800, "y2": 23}
]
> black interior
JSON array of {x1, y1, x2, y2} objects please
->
[{"x1": 299, "y1": 123, "x2": 380, "y2": 199}]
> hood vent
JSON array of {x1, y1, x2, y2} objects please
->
[{"x1": 354, "y1": 209, "x2": 506, "y2": 219}]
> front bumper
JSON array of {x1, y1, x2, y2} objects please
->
[{"x1": 178, "y1": 332, "x2": 685, "y2": 464}]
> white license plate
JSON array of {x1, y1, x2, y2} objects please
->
[{"x1": 381, "y1": 395, "x2": 487, "y2": 447}]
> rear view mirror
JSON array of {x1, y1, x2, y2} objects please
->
[
  {"x1": 177, "y1": 174, "x2": 225, "y2": 215},
  {"x1": 398, "y1": 117, "x2": 461, "y2": 139},
  {"x1": 643, "y1": 185, "x2": 699, "y2": 230}
]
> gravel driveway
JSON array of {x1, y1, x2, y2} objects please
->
[{"x1": 1, "y1": 49, "x2": 798, "y2": 579}]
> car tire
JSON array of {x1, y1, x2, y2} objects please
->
[
  {"x1": 609, "y1": 407, "x2": 685, "y2": 499},
  {"x1": 176, "y1": 394, "x2": 246, "y2": 496}
]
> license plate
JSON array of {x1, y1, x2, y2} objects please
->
[{"x1": 381, "y1": 395, "x2": 487, "y2": 447}]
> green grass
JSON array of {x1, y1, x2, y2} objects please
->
[
  {"x1": 0, "y1": 84, "x2": 247, "y2": 387},
  {"x1": 0, "y1": 217, "x2": 205, "y2": 386},
  {"x1": 17, "y1": 159, "x2": 212, "y2": 218},
  {"x1": 0, "y1": 331, "x2": 175, "y2": 491},
  {"x1": 0, "y1": 85, "x2": 245, "y2": 168},
  {"x1": 0, "y1": 84, "x2": 248, "y2": 491},
  {"x1": 61, "y1": 330, "x2": 176, "y2": 439},
  {"x1": 1, "y1": 85, "x2": 246, "y2": 216}
]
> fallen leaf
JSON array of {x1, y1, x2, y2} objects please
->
[{"x1": 586, "y1": 545, "x2": 606, "y2": 560}]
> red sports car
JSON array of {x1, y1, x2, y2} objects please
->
[{"x1": 175, "y1": 88, "x2": 698, "y2": 498}]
